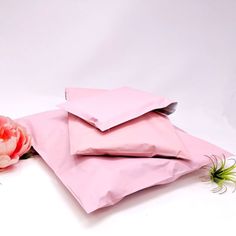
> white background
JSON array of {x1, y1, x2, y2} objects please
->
[{"x1": 0, "y1": 1, "x2": 236, "y2": 235}]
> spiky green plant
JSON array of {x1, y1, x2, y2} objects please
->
[{"x1": 201, "y1": 154, "x2": 236, "y2": 194}]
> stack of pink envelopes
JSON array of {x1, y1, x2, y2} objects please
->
[{"x1": 17, "y1": 87, "x2": 232, "y2": 213}]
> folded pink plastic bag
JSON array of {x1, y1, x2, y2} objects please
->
[
  {"x1": 17, "y1": 96, "x2": 232, "y2": 214},
  {"x1": 60, "y1": 87, "x2": 177, "y2": 131},
  {"x1": 65, "y1": 88, "x2": 189, "y2": 159}
]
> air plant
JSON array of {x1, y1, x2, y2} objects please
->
[{"x1": 201, "y1": 154, "x2": 236, "y2": 194}]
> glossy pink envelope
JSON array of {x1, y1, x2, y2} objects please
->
[
  {"x1": 60, "y1": 87, "x2": 177, "y2": 131},
  {"x1": 65, "y1": 88, "x2": 189, "y2": 159},
  {"x1": 17, "y1": 90, "x2": 233, "y2": 213}
]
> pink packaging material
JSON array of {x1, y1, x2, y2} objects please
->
[
  {"x1": 17, "y1": 89, "x2": 233, "y2": 213},
  {"x1": 60, "y1": 87, "x2": 177, "y2": 131},
  {"x1": 66, "y1": 89, "x2": 189, "y2": 159}
]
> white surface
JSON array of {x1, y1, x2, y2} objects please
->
[{"x1": 0, "y1": 1, "x2": 236, "y2": 236}]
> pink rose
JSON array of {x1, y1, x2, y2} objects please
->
[{"x1": 0, "y1": 116, "x2": 31, "y2": 169}]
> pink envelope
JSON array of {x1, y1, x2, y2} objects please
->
[
  {"x1": 17, "y1": 89, "x2": 233, "y2": 213},
  {"x1": 60, "y1": 87, "x2": 177, "y2": 131},
  {"x1": 65, "y1": 88, "x2": 189, "y2": 159},
  {"x1": 68, "y1": 112, "x2": 190, "y2": 158}
]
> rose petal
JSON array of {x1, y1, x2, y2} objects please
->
[
  {"x1": 0, "y1": 116, "x2": 17, "y2": 140},
  {"x1": 11, "y1": 126, "x2": 31, "y2": 158},
  {"x1": 0, "y1": 116, "x2": 9, "y2": 126},
  {"x1": 18, "y1": 136, "x2": 31, "y2": 157},
  {"x1": 0, "y1": 137, "x2": 18, "y2": 156},
  {"x1": 0, "y1": 117, "x2": 31, "y2": 160},
  {"x1": 0, "y1": 155, "x2": 19, "y2": 168}
]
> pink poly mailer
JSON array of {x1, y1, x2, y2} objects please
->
[
  {"x1": 17, "y1": 89, "x2": 233, "y2": 213},
  {"x1": 60, "y1": 87, "x2": 177, "y2": 131},
  {"x1": 67, "y1": 112, "x2": 189, "y2": 158},
  {"x1": 65, "y1": 89, "x2": 189, "y2": 159}
]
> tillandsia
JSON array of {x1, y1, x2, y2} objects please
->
[{"x1": 201, "y1": 154, "x2": 236, "y2": 194}]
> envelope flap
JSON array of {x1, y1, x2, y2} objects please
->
[{"x1": 60, "y1": 87, "x2": 177, "y2": 131}]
